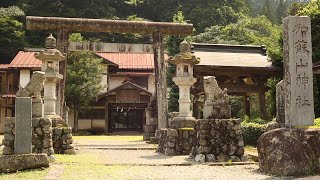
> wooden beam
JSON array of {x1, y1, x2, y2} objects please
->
[
  {"x1": 194, "y1": 65, "x2": 282, "y2": 77},
  {"x1": 220, "y1": 83, "x2": 268, "y2": 93},
  {"x1": 26, "y1": 16, "x2": 194, "y2": 35}
]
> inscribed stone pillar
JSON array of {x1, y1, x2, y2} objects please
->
[
  {"x1": 283, "y1": 16, "x2": 314, "y2": 126},
  {"x1": 14, "y1": 97, "x2": 32, "y2": 154},
  {"x1": 276, "y1": 80, "x2": 285, "y2": 126}
]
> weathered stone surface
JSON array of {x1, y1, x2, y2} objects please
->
[
  {"x1": 203, "y1": 77, "x2": 231, "y2": 119},
  {"x1": 283, "y1": 16, "x2": 314, "y2": 126},
  {"x1": 206, "y1": 154, "x2": 216, "y2": 162},
  {"x1": 257, "y1": 128, "x2": 320, "y2": 176},
  {"x1": 265, "y1": 122, "x2": 280, "y2": 132},
  {"x1": 15, "y1": 97, "x2": 32, "y2": 154},
  {"x1": 276, "y1": 80, "x2": 285, "y2": 126},
  {"x1": 0, "y1": 154, "x2": 49, "y2": 173},
  {"x1": 195, "y1": 154, "x2": 205, "y2": 163},
  {"x1": 193, "y1": 119, "x2": 244, "y2": 162}
]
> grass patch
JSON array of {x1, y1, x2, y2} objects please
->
[
  {"x1": 179, "y1": 128, "x2": 194, "y2": 131},
  {"x1": 73, "y1": 135, "x2": 143, "y2": 141},
  {"x1": 245, "y1": 145, "x2": 257, "y2": 154},
  {"x1": 55, "y1": 153, "x2": 102, "y2": 164},
  {"x1": 0, "y1": 168, "x2": 49, "y2": 180}
]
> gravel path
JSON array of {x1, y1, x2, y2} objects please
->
[{"x1": 70, "y1": 136, "x2": 280, "y2": 179}]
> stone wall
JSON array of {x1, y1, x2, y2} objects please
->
[
  {"x1": 193, "y1": 119, "x2": 244, "y2": 162},
  {"x1": 32, "y1": 117, "x2": 54, "y2": 156},
  {"x1": 2, "y1": 118, "x2": 15, "y2": 155},
  {"x1": 52, "y1": 127, "x2": 75, "y2": 154},
  {"x1": 2, "y1": 117, "x2": 75, "y2": 155},
  {"x1": 157, "y1": 128, "x2": 196, "y2": 156}
]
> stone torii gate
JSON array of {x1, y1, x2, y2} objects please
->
[{"x1": 26, "y1": 16, "x2": 193, "y2": 132}]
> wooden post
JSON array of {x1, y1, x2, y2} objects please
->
[
  {"x1": 244, "y1": 95, "x2": 250, "y2": 117},
  {"x1": 258, "y1": 91, "x2": 268, "y2": 120},
  {"x1": 104, "y1": 101, "x2": 109, "y2": 134},
  {"x1": 56, "y1": 28, "x2": 69, "y2": 118},
  {"x1": 153, "y1": 31, "x2": 168, "y2": 129}
]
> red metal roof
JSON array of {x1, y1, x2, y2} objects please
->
[
  {"x1": 96, "y1": 52, "x2": 154, "y2": 70},
  {"x1": 0, "y1": 64, "x2": 9, "y2": 69},
  {"x1": 9, "y1": 51, "x2": 42, "y2": 68}
]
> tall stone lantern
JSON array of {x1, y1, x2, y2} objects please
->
[
  {"x1": 35, "y1": 34, "x2": 65, "y2": 117},
  {"x1": 169, "y1": 40, "x2": 200, "y2": 128}
]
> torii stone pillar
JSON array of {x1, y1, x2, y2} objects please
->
[
  {"x1": 35, "y1": 34, "x2": 65, "y2": 117},
  {"x1": 170, "y1": 40, "x2": 200, "y2": 128}
]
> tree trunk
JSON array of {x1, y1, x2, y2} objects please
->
[{"x1": 73, "y1": 108, "x2": 79, "y2": 132}]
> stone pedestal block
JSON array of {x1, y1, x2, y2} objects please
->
[
  {"x1": 14, "y1": 97, "x2": 32, "y2": 154},
  {"x1": 0, "y1": 154, "x2": 49, "y2": 173}
]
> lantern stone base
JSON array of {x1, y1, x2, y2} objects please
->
[{"x1": 170, "y1": 116, "x2": 196, "y2": 129}]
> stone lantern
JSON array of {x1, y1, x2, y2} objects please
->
[
  {"x1": 35, "y1": 34, "x2": 65, "y2": 117},
  {"x1": 169, "y1": 40, "x2": 200, "y2": 128}
]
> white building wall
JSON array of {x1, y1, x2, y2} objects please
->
[
  {"x1": 148, "y1": 75, "x2": 155, "y2": 94},
  {"x1": 108, "y1": 77, "x2": 127, "y2": 90},
  {"x1": 19, "y1": 69, "x2": 30, "y2": 88}
]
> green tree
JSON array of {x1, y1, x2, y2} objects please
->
[
  {"x1": 65, "y1": 51, "x2": 104, "y2": 132},
  {"x1": 0, "y1": 6, "x2": 24, "y2": 64}
]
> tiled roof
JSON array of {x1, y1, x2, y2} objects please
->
[
  {"x1": 9, "y1": 51, "x2": 42, "y2": 68},
  {"x1": 192, "y1": 43, "x2": 272, "y2": 68},
  {"x1": 96, "y1": 52, "x2": 154, "y2": 70}
]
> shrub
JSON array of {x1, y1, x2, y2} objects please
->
[
  {"x1": 241, "y1": 122, "x2": 266, "y2": 146},
  {"x1": 315, "y1": 118, "x2": 320, "y2": 127}
]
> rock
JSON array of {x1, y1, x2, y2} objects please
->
[
  {"x1": 195, "y1": 154, "x2": 205, "y2": 163},
  {"x1": 165, "y1": 148, "x2": 175, "y2": 156},
  {"x1": 206, "y1": 154, "x2": 216, "y2": 162},
  {"x1": 265, "y1": 122, "x2": 280, "y2": 132},
  {"x1": 32, "y1": 118, "x2": 40, "y2": 128},
  {"x1": 257, "y1": 128, "x2": 319, "y2": 176},
  {"x1": 42, "y1": 148, "x2": 54, "y2": 156},
  {"x1": 2, "y1": 146, "x2": 14, "y2": 155},
  {"x1": 43, "y1": 138, "x2": 53, "y2": 148},
  {"x1": 35, "y1": 127, "x2": 43, "y2": 136},
  {"x1": 0, "y1": 154, "x2": 49, "y2": 173},
  {"x1": 53, "y1": 128, "x2": 63, "y2": 136},
  {"x1": 63, "y1": 127, "x2": 72, "y2": 134},
  {"x1": 235, "y1": 147, "x2": 244, "y2": 156},
  {"x1": 4, "y1": 133, "x2": 15, "y2": 141},
  {"x1": 226, "y1": 144, "x2": 237, "y2": 156},
  {"x1": 40, "y1": 117, "x2": 52, "y2": 126},
  {"x1": 230, "y1": 156, "x2": 241, "y2": 162},
  {"x1": 241, "y1": 154, "x2": 249, "y2": 162},
  {"x1": 48, "y1": 155, "x2": 56, "y2": 162},
  {"x1": 64, "y1": 148, "x2": 76, "y2": 155},
  {"x1": 2, "y1": 139, "x2": 14, "y2": 146},
  {"x1": 216, "y1": 154, "x2": 229, "y2": 162}
]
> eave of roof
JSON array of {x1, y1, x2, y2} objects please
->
[
  {"x1": 99, "y1": 81, "x2": 152, "y2": 98},
  {"x1": 192, "y1": 43, "x2": 273, "y2": 68}
]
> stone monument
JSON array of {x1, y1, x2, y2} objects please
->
[
  {"x1": 15, "y1": 71, "x2": 46, "y2": 154},
  {"x1": 169, "y1": 40, "x2": 200, "y2": 128},
  {"x1": 282, "y1": 16, "x2": 314, "y2": 126},
  {"x1": 203, "y1": 76, "x2": 231, "y2": 119},
  {"x1": 35, "y1": 33, "x2": 64, "y2": 118},
  {"x1": 258, "y1": 16, "x2": 319, "y2": 176}
]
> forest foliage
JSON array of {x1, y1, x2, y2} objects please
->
[{"x1": 0, "y1": 0, "x2": 318, "y2": 120}]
